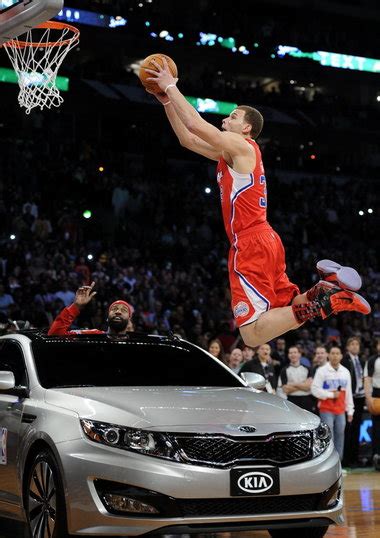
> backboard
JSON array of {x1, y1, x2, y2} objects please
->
[{"x1": 0, "y1": 0, "x2": 63, "y2": 45}]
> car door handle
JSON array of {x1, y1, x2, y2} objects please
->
[{"x1": 21, "y1": 413, "x2": 37, "y2": 424}]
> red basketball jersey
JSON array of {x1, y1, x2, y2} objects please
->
[{"x1": 216, "y1": 139, "x2": 267, "y2": 243}]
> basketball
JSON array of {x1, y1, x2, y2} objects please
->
[{"x1": 139, "y1": 53, "x2": 178, "y2": 94}]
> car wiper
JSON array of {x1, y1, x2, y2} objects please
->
[{"x1": 53, "y1": 384, "x2": 96, "y2": 388}]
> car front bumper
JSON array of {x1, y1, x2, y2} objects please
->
[{"x1": 57, "y1": 438, "x2": 344, "y2": 536}]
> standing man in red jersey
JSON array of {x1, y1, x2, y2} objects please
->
[
  {"x1": 144, "y1": 60, "x2": 370, "y2": 347},
  {"x1": 48, "y1": 282, "x2": 134, "y2": 335}
]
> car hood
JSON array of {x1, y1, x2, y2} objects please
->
[{"x1": 45, "y1": 386, "x2": 319, "y2": 435}]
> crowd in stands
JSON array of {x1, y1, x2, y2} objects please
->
[{"x1": 1, "y1": 128, "x2": 378, "y2": 354}]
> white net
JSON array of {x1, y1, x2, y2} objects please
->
[{"x1": 3, "y1": 22, "x2": 79, "y2": 114}]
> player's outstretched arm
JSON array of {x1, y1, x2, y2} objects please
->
[
  {"x1": 149, "y1": 91, "x2": 220, "y2": 161},
  {"x1": 145, "y1": 59, "x2": 249, "y2": 158}
]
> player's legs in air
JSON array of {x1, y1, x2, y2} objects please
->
[{"x1": 229, "y1": 229, "x2": 370, "y2": 347}]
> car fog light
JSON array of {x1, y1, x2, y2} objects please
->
[
  {"x1": 104, "y1": 493, "x2": 159, "y2": 514},
  {"x1": 327, "y1": 486, "x2": 341, "y2": 508},
  {"x1": 327, "y1": 488, "x2": 340, "y2": 508}
]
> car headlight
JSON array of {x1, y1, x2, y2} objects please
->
[
  {"x1": 312, "y1": 421, "x2": 331, "y2": 457},
  {"x1": 80, "y1": 419, "x2": 180, "y2": 461}
]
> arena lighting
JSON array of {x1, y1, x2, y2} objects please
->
[
  {"x1": 83, "y1": 210, "x2": 92, "y2": 219},
  {"x1": 358, "y1": 210, "x2": 364, "y2": 216},
  {"x1": 185, "y1": 96, "x2": 237, "y2": 115},
  {"x1": 377, "y1": 96, "x2": 380, "y2": 102},
  {"x1": 0, "y1": 67, "x2": 69, "y2": 91},
  {"x1": 368, "y1": 208, "x2": 373, "y2": 214},
  {"x1": 87, "y1": 254, "x2": 94, "y2": 260},
  {"x1": 98, "y1": 166, "x2": 104, "y2": 172},
  {"x1": 205, "y1": 187, "x2": 211, "y2": 194},
  {"x1": 56, "y1": 7, "x2": 127, "y2": 29},
  {"x1": 277, "y1": 45, "x2": 380, "y2": 74},
  {"x1": 9, "y1": 234, "x2": 16, "y2": 240}
]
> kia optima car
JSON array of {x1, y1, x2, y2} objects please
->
[{"x1": 0, "y1": 331, "x2": 343, "y2": 537}]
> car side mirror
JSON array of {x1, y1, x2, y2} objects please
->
[
  {"x1": 0, "y1": 371, "x2": 16, "y2": 390},
  {"x1": 0, "y1": 371, "x2": 29, "y2": 398},
  {"x1": 240, "y1": 372, "x2": 266, "y2": 389}
]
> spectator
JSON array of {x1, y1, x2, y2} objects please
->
[
  {"x1": 240, "y1": 343, "x2": 277, "y2": 393},
  {"x1": 271, "y1": 337, "x2": 287, "y2": 367},
  {"x1": 277, "y1": 346, "x2": 314, "y2": 411},
  {"x1": 312, "y1": 345, "x2": 329, "y2": 375},
  {"x1": 54, "y1": 281, "x2": 76, "y2": 307},
  {"x1": 311, "y1": 345, "x2": 354, "y2": 460},
  {"x1": 342, "y1": 337, "x2": 365, "y2": 467},
  {"x1": 297, "y1": 344, "x2": 312, "y2": 368},
  {"x1": 227, "y1": 348, "x2": 243, "y2": 373},
  {"x1": 31, "y1": 213, "x2": 52, "y2": 241},
  {"x1": 0, "y1": 284, "x2": 14, "y2": 315},
  {"x1": 296, "y1": 328, "x2": 316, "y2": 358},
  {"x1": 48, "y1": 282, "x2": 134, "y2": 335},
  {"x1": 364, "y1": 338, "x2": 380, "y2": 471},
  {"x1": 242, "y1": 344, "x2": 254, "y2": 364},
  {"x1": 207, "y1": 338, "x2": 225, "y2": 362},
  {"x1": 216, "y1": 321, "x2": 236, "y2": 354},
  {"x1": 75, "y1": 256, "x2": 92, "y2": 286}
]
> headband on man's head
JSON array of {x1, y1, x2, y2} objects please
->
[{"x1": 108, "y1": 300, "x2": 134, "y2": 317}]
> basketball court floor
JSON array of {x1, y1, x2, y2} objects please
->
[{"x1": 0, "y1": 471, "x2": 379, "y2": 537}]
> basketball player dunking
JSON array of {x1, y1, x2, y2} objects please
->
[{"x1": 144, "y1": 60, "x2": 371, "y2": 347}]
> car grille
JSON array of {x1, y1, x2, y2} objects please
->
[
  {"x1": 178, "y1": 494, "x2": 320, "y2": 517},
  {"x1": 172, "y1": 432, "x2": 312, "y2": 467}
]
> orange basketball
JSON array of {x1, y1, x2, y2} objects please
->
[{"x1": 139, "y1": 53, "x2": 178, "y2": 94}]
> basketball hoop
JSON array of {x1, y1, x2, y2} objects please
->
[{"x1": 2, "y1": 21, "x2": 79, "y2": 114}]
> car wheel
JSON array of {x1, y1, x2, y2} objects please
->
[
  {"x1": 268, "y1": 526, "x2": 329, "y2": 538},
  {"x1": 25, "y1": 449, "x2": 71, "y2": 538}
]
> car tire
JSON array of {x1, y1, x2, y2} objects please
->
[
  {"x1": 268, "y1": 526, "x2": 329, "y2": 538},
  {"x1": 24, "y1": 449, "x2": 71, "y2": 538}
]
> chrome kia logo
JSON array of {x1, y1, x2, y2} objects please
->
[
  {"x1": 239, "y1": 425, "x2": 256, "y2": 433},
  {"x1": 238, "y1": 471, "x2": 273, "y2": 493}
]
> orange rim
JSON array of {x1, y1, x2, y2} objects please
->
[{"x1": 3, "y1": 21, "x2": 80, "y2": 49}]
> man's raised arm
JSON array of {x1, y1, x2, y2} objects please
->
[
  {"x1": 145, "y1": 59, "x2": 249, "y2": 158},
  {"x1": 48, "y1": 282, "x2": 96, "y2": 335},
  {"x1": 151, "y1": 91, "x2": 220, "y2": 161}
]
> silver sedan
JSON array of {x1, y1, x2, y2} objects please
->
[{"x1": 0, "y1": 332, "x2": 343, "y2": 537}]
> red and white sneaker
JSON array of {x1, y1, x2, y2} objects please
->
[
  {"x1": 315, "y1": 284, "x2": 371, "y2": 319},
  {"x1": 316, "y1": 259, "x2": 362, "y2": 291},
  {"x1": 306, "y1": 280, "x2": 337, "y2": 302}
]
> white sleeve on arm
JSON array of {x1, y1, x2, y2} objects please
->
[
  {"x1": 345, "y1": 370, "x2": 355, "y2": 416},
  {"x1": 311, "y1": 368, "x2": 335, "y2": 400}
]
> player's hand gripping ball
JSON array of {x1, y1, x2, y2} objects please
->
[{"x1": 139, "y1": 53, "x2": 178, "y2": 94}]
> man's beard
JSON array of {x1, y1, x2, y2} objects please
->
[{"x1": 108, "y1": 318, "x2": 128, "y2": 332}]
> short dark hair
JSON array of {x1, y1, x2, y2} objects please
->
[
  {"x1": 237, "y1": 105, "x2": 264, "y2": 139},
  {"x1": 346, "y1": 336, "x2": 360, "y2": 347},
  {"x1": 328, "y1": 344, "x2": 342, "y2": 353}
]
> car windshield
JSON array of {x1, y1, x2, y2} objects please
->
[{"x1": 31, "y1": 337, "x2": 243, "y2": 389}]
